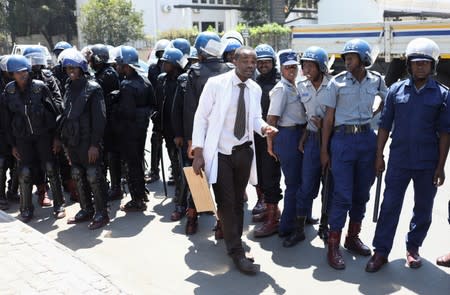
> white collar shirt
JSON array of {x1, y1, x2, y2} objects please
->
[{"x1": 217, "y1": 71, "x2": 250, "y2": 155}]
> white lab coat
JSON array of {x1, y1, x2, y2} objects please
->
[{"x1": 192, "y1": 70, "x2": 267, "y2": 184}]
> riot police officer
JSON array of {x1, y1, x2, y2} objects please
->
[
  {"x1": 252, "y1": 44, "x2": 283, "y2": 238},
  {"x1": 222, "y1": 39, "x2": 242, "y2": 64},
  {"x1": 51, "y1": 41, "x2": 72, "y2": 95},
  {"x1": 88, "y1": 44, "x2": 121, "y2": 201},
  {"x1": 321, "y1": 39, "x2": 387, "y2": 269},
  {"x1": 3, "y1": 55, "x2": 65, "y2": 222},
  {"x1": 183, "y1": 31, "x2": 233, "y2": 235},
  {"x1": 0, "y1": 77, "x2": 9, "y2": 210},
  {"x1": 146, "y1": 39, "x2": 170, "y2": 184},
  {"x1": 114, "y1": 46, "x2": 155, "y2": 212},
  {"x1": 155, "y1": 48, "x2": 186, "y2": 220},
  {"x1": 366, "y1": 38, "x2": 450, "y2": 272},
  {"x1": 60, "y1": 48, "x2": 109, "y2": 230},
  {"x1": 23, "y1": 46, "x2": 72, "y2": 204}
]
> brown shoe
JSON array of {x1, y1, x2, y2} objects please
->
[
  {"x1": 251, "y1": 187, "x2": 266, "y2": 215},
  {"x1": 366, "y1": 252, "x2": 388, "y2": 272},
  {"x1": 406, "y1": 250, "x2": 422, "y2": 269},
  {"x1": 252, "y1": 211, "x2": 267, "y2": 223},
  {"x1": 185, "y1": 208, "x2": 198, "y2": 235},
  {"x1": 344, "y1": 222, "x2": 371, "y2": 256},
  {"x1": 213, "y1": 220, "x2": 224, "y2": 240},
  {"x1": 37, "y1": 184, "x2": 52, "y2": 207},
  {"x1": 254, "y1": 204, "x2": 280, "y2": 238},
  {"x1": 328, "y1": 231, "x2": 345, "y2": 270},
  {"x1": 171, "y1": 205, "x2": 186, "y2": 221},
  {"x1": 436, "y1": 252, "x2": 450, "y2": 267}
]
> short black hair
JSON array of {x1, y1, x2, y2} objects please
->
[{"x1": 234, "y1": 46, "x2": 256, "y2": 61}]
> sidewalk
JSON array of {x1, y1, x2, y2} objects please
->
[{"x1": 0, "y1": 210, "x2": 125, "y2": 295}]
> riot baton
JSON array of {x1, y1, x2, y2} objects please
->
[
  {"x1": 372, "y1": 172, "x2": 383, "y2": 223},
  {"x1": 318, "y1": 127, "x2": 330, "y2": 242},
  {"x1": 160, "y1": 147, "x2": 168, "y2": 199}
]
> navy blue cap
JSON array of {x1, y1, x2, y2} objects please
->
[{"x1": 279, "y1": 49, "x2": 298, "y2": 66}]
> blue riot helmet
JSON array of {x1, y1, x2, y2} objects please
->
[
  {"x1": 342, "y1": 39, "x2": 372, "y2": 67},
  {"x1": 23, "y1": 46, "x2": 47, "y2": 67},
  {"x1": 161, "y1": 48, "x2": 185, "y2": 68},
  {"x1": 194, "y1": 31, "x2": 222, "y2": 57},
  {"x1": 115, "y1": 46, "x2": 139, "y2": 65},
  {"x1": 170, "y1": 38, "x2": 191, "y2": 56},
  {"x1": 405, "y1": 37, "x2": 440, "y2": 74},
  {"x1": 300, "y1": 46, "x2": 329, "y2": 73},
  {"x1": 223, "y1": 39, "x2": 242, "y2": 54},
  {"x1": 60, "y1": 48, "x2": 88, "y2": 73},
  {"x1": 255, "y1": 44, "x2": 276, "y2": 61},
  {"x1": 6, "y1": 55, "x2": 31, "y2": 73},
  {"x1": 53, "y1": 41, "x2": 72, "y2": 57},
  {"x1": 90, "y1": 44, "x2": 110, "y2": 65}
]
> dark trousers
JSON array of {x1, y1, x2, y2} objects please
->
[
  {"x1": 121, "y1": 127, "x2": 147, "y2": 200},
  {"x1": 254, "y1": 132, "x2": 282, "y2": 204},
  {"x1": 372, "y1": 167, "x2": 436, "y2": 257},
  {"x1": 212, "y1": 145, "x2": 253, "y2": 257}
]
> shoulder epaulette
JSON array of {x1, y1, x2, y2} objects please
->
[
  {"x1": 157, "y1": 72, "x2": 167, "y2": 82},
  {"x1": 41, "y1": 69, "x2": 53, "y2": 78}
]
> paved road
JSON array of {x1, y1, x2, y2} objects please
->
[{"x1": 1, "y1": 134, "x2": 450, "y2": 294}]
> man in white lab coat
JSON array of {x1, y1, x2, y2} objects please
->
[{"x1": 191, "y1": 46, "x2": 277, "y2": 275}]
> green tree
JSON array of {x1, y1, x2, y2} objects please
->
[
  {"x1": 5, "y1": 0, "x2": 77, "y2": 49},
  {"x1": 240, "y1": 0, "x2": 301, "y2": 25},
  {"x1": 80, "y1": 0, "x2": 144, "y2": 45}
]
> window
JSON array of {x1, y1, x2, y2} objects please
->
[
  {"x1": 193, "y1": 22, "x2": 199, "y2": 30},
  {"x1": 218, "y1": 22, "x2": 224, "y2": 32},
  {"x1": 201, "y1": 22, "x2": 216, "y2": 31},
  {"x1": 209, "y1": 0, "x2": 215, "y2": 3},
  {"x1": 192, "y1": 0, "x2": 198, "y2": 3}
]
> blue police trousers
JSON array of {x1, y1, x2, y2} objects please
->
[{"x1": 372, "y1": 167, "x2": 436, "y2": 257}]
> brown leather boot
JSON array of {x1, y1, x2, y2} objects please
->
[
  {"x1": 254, "y1": 203, "x2": 280, "y2": 238},
  {"x1": 327, "y1": 231, "x2": 345, "y2": 270},
  {"x1": 37, "y1": 184, "x2": 52, "y2": 207},
  {"x1": 344, "y1": 221, "x2": 371, "y2": 256},
  {"x1": 185, "y1": 208, "x2": 198, "y2": 235},
  {"x1": 251, "y1": 187, "x2": 266, "y2": 215}
]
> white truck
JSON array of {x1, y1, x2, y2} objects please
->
[{"x1": 291, "y1": 19, "x2": 450, "y2": 86}]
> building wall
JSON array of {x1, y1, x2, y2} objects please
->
[{"x1": 76, "y1": 0, "x2": 242, "y2": 47}]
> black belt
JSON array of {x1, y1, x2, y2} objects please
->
[
  {"x1": 278, "y1": 124, "x2": 307, "y2": 130},
  {"x1": 334, "y1": 123, "x2": 371, "y2": 134},
  {"x1": 232, "y1": 141, "x2": 252, "y2": 152}
]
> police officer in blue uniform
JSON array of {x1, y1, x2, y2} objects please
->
[
  {"x1": 60, "y1": 49, "x2": 110, "y2": 230},
  {"x1": 283, "y1": 46, "x2": 331, "y2": 247},
  {"x1": 51, "y1": 41, "x2": 73, "y2": 95},
  {"x1": 115, "y1": 46, "x2": 155, "y2": 212},
  {"x1": 366, "y1": 38, "x2": 450, "y2": 272},
  {"x1": 3, "y1": 55, "x2": 65, "y2": 222},
  {"x1": 321, "y1": 39, "x2": 388, "y2": 269},
  {"x1": 267, "y1": 49, "x2": 307, "y2": 239},
  {"x1": 252, "y1": 44, "x2": 283, "y2": 238}
]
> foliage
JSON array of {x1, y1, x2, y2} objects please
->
[
  {"x1": 158, "y1": 28, "x2": 199, "y2": 45},
  {"x1": 80, "y1": 0, "x2": 144, "y2": 46},
  {"x1": 240, "y1": 0, "x2": 270, "y2": 26},
  {"x1": 4, "y1": 0, "x2": 77, "y2": 49},
  {"x1": 235, "y1": 22, "x2": 291, "y2": 50}
]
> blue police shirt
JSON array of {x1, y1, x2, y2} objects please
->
[
  {"x1": 379, "y1": 77, "x2": 450, "y2": 170},
  {"x1": 322, "y1": 71, "x2": 387, "y2": 126}
]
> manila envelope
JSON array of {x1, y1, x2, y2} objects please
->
[{"x1": 183, "y1": 167, "x2": 217, "y2": 215}]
